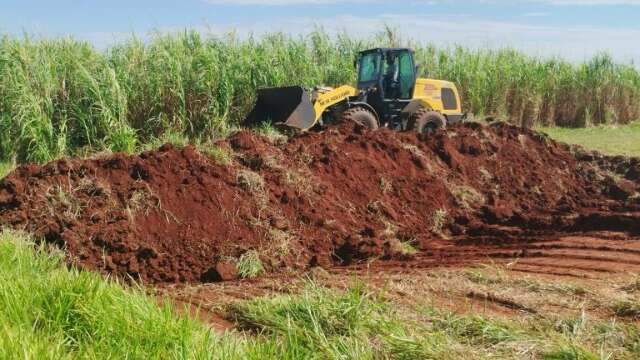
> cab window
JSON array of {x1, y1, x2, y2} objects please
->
[
  {"x1": 358, "y1": 53, "x2": 381, "y2": 83},
  {"x1": 397, "y1": 52, "x2": 415, "y2": 99}
]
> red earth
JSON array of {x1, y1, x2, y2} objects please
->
[{"x1": 0, "y1": 122, "x2": 638, "y2": 283}]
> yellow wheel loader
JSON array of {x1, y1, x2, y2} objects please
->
[{"x1": 244, "y1": 47, "x2": 465, "y2": 133}]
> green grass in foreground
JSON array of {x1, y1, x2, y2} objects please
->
[
  {"x1": 3, "y1": 229, "x2": 640, "y2": 359},
  {"x1": 0, "y1": 230, "x2": 237, "y2": 359},
  {"x1": 539, "y1": 121, "x2": 640, "y2": 157}
]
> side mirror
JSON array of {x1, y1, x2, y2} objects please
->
[
  {"x1": 353, "y1": 57, "x2": 358, "y2": 69},
  {"x1": 415, "y1": 64, "x2": 421, "y2": 75}
]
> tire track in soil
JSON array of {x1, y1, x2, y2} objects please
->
[{"x1": 418, "y1": 232, "x2": 640, "y2": 278}]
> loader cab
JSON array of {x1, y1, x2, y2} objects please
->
[
  {"x1": 356, "y1": 48, "x2": 417, "y2": 100},
  {"x1": 355, "y1": 48, "x2": 417, "y2": 127}
]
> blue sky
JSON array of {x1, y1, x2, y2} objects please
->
[{"x1": 2, "y1": 1, "x2": 640, "y2": 63}]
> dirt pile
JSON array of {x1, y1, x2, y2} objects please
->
[{"x1": 1, "y1": 122, "x2": 639, "y2": 283}]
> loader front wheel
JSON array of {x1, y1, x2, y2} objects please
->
[
  {"x1": 409, "y1": 109, "x2": 446, "y2": 135},
  {"x1": 341, "y1": 107, "x2": 379, "y2": 129}
]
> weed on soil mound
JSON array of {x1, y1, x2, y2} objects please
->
[{"x1": 1, "y1": 122, "x2": 639, "y2": 283}]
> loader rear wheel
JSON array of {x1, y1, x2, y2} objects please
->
[
  {"x1": 341, "y1": 107, "x2": 379, "y2": 129},
  {"x1": 409, "y1": 109, "x2": 446, "y2": 135}
]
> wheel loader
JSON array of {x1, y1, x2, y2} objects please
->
[{"x1": 244, "y1": 47, "x2": 465, "y2": 133}]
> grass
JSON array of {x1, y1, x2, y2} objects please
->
[
  {"x1": 0, "y1": 229, "x2": 228, "y2": 359},
  {"x1": 254, "y1": 122, "x2": 288, "y2": 145},
  {"x1": 45, "y1": 185, "x2": 83, "y2": 220},
  {"x1": 611, "y1": 300, "x2": 640, "y2": 319},
  {"x1": 236, "y1": 250, "x2": 264, "y2": 279},
  {"x1": 539, "y1": 121, "x2": 640, "y2": 156},
  {"x1": 125, "y1": 187, "x2": 160, "y2": 221},
  {"x1": 236, "y1": 169, "x2": 265, "y2": 193},
  {"x1": 4, "y1": 228, "x2": 640, "y2": 358},
  {"x1": 1, "y1": 30, "x2": 640, "y2": 164},
  {"x1": 0, "y1": 161, "x2": 14, "y2": 179},
  {"x1": 430, "y1": 208, "x2": 449, "y2": 236},
  {"x1": 393, "y1": 239, "x2": 418, "y2": 256},
  {"x1": 451, "y1": 185, "x2": 485, "y2": 211},
  {"x1": 229, "y1": 283, "x2": 458, "y2": 359},
  {"x1": 229, "y1": 282, "x2": 635, "y2": 359},
  {"x1": 204, "y1": 145, "x2": 233, "y2": 165}
]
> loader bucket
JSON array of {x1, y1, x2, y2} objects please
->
[{"x1": 244, "y1": 86, "x2": 317, "y2": 130}]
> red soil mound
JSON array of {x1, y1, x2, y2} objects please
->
[{"x1": 1, "y1": 122, "x2": 638, "y2": 283}]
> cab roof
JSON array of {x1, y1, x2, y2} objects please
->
[{"x1": 358, "y1": 48, "x2": 414, "y2": 55}]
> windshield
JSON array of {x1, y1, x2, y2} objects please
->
[{"x1": 358, "y1": 52, "x2": 381, "y2": 83}]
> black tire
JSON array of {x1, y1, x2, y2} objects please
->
[
  {"x1": 408, "y1": 109, "x2": 446, "y2": 134},
  {"x1": 340, "y1": 107, "x2": 379, "y2": 129}
]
